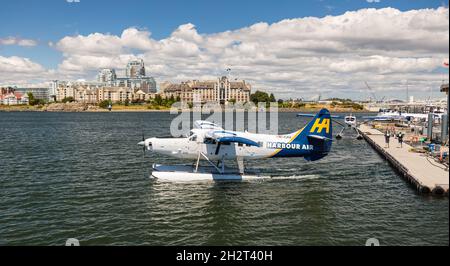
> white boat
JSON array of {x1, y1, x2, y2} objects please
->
[
  {"x1": 151, "y1": 164, "x2": 270, "y2": 182},
  {"x1": 375, "y1": 108, "x2": 447, "y2": 122}
]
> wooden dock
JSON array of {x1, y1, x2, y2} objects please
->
[{"x1": 358, "y1": 124, "x2": 449, "y2": 195}]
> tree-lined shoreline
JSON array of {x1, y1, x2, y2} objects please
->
[{"x1": 1, "y1": 90, "x2": 367, "y2": 112}]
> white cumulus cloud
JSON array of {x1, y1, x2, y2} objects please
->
[
  {"x1": 0, "y1": 37, "x2": 38, "y2": 47},
  {"x1": 0, "y1": 56, "x2": 56, "y2": 87}
]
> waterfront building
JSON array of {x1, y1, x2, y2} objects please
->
[
  {"x1": 97, "y1": 87, "x2": 134, "y2": 103},
  {"x1": 161, "y1": 76, "x2": 251, "y2": 104},
  {"x1": 73, "y1": 86, "x2": 99, "y2": 103},
  {"x1": 15, "y1": 87, "x2": 49, "y2": 100},
  {"x1": 134, "y1": 89, "x2": 156, "y2": 101},
  {"x1": 54, "y1": 68, "x2": 249, "y2": 105},
  {"x1": 55, "y1": 81, "x2": 156, "y2": 103},
  {"x1": 93, "y1": 60, "x2": 157, "y2": 93},
  {"x1": 112, "y1": 76, "x2": 156, "y2": 93},
  {"x1": 126, "y1": 59, "x2": 146, "y2": 78},
  {"x1": 56, "y1": 81, "x2": 104, "y2": 103},
  {"x1": 49, "y1": 80, "x2": 58, "y2": 102},
  {"x1": 97, "y1": 69, "x2": 117, "y2": 84},
  {"x1": 56, "y1": 82, "x2": 75, "y2": 101},
  {"x1": 159, "y1": 81, "x2": 172, "y2": 93},
  {"x1": 0, "y1": 91, "x2": 28, "y2": 105},
  {"x1": 163, "y1": 82, "x2": 192, "y2": 102}
]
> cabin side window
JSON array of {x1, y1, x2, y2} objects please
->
[{"x1": 204, "y1": 137, "x2": 216, "y2": 144}]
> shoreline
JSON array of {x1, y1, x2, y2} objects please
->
[
  {"x1": 0, "y1": 103, "x2": 371, "y2": 113},
  {"x1": 0, "y1": 106, "x2": 372, "y2": 113}
]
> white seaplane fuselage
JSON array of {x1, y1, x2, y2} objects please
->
[
  {"x1": 140, "y1": 109, "x2": 333, "y2": 181},
  {"x1": 144, "y1": 128, "x2": 312, "y2": 161},
  {"x1": 344, "y1": 115, "x2": 356, "y2": 127}
]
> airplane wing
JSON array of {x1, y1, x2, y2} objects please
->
[
  {"x1": 216, "y1": 136, "x2": 260, "y2": 147},
  {"x1": 205, "y1": 130, "x2": 261, "y2": 154},
  {"x1": 297, "y1": 113, "x2": 341, "y2": 118},
  {"x1": 296, "y1": 113, "x2": 315, "y2": 117},
  {"x1": 194, "y1": 120, "x2": 223, "y2": 130},
  {"x1": 206, "y1": 130, "x2": 260, "y2": 147}
]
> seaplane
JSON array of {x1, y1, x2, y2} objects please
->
[
  {"x1": 139, "y1": 109, "x2": 333, "y2": 181},
  {"x1": 337, "y1": 114, "x2": 363, "y2": 140}
]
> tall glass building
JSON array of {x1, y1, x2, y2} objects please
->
[{"x1": 126, "y1": 59, "x2": 146, "y2": 78}]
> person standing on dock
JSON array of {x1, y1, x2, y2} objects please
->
[
  {"x1": 384, "y1": 130, "x2": 391, "y2": 148},
  {"x1": 397, "y1": 131, "x2": 404, "y2": 148}
]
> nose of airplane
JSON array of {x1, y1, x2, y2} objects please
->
[
  {"x1": 138, "y1": 138, "x2": 155, "y2": 156},
  {"x1": 138, "y1": 138, "x2": 155, "y2": 151}
]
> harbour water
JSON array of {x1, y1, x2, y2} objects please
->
[{"x1": 0, "y1": 112, "x2": 448, "y2": 245}]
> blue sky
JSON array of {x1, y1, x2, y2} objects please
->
[{"x1": 0, "y1": 0, "x2": 447, "y2": 69}]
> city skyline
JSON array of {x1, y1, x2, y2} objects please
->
[{"x1": 0, "y1": 0, "x2": 449, "y2": 100}]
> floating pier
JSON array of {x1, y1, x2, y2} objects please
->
[{"x1": 358, "y1": 124, "x2": 449, "y2": 195}]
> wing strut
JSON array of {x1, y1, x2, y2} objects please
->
[
  {"x1": 194, "y1": 151, "x2": 225, "y2": 174},
  {"x1": 236, "y1": 157, "x2": 244, "y2": 174},
  {"x1": 215, "y1": 143, "x2": 222, "y2": 155}
]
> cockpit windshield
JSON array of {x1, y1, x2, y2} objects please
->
[{"x1": 189, "y1": 134, "x2": 197, "y2": 141}]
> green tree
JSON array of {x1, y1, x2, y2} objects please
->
[
  {"x1": 165, "y1": 95, "x2": 176, "y2": 107},
  {"x1": 28, "y1": 92, "x2": 46, "y2": 106},
  {"x1": 153, "y1": 94, "x2": 163, "y2": 106},
  {"x1": 124, "y1": 98, "x2": 130, "y2": 106},
  {"x1": 269, "y1": 93, "x2": 276, "y2": 102},
  {"x1": 61, "y1": 96, "x2": 75, "y2": 103},
  {"x1": 98, "y1": 100, "x2": 111, "y2": 109},
  {"x1": 250, "y1": 91, "x2": 271, "y2": 104},
  {"x1": 27, "y1": 92, "x2": 36, "y2": 105}
]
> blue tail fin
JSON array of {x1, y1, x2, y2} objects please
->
[
  {"x1": 273, "y1": 109, "x2": 333, "y2": 160},
  {"x1": 301, "y1": 108, "x2": 332, "y2": 139},
  {"x1": 295, "y1": 109, "x2": 333, "y2": 161}
]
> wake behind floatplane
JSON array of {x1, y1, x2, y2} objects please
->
[{"x1": 139, "y1": 109, "x2": 333, "y2": 181}]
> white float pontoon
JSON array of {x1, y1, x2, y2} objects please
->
[{"x1": 151, "y1": 163, "x2": 270, "y2": 182}]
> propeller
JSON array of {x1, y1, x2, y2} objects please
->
[{"x1": 138, "y1": 132, "x2": 146, "y2": 158}]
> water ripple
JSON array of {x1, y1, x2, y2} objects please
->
[{"x1": 0, "y1": 112, "x2": 448, "y2": 246}]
